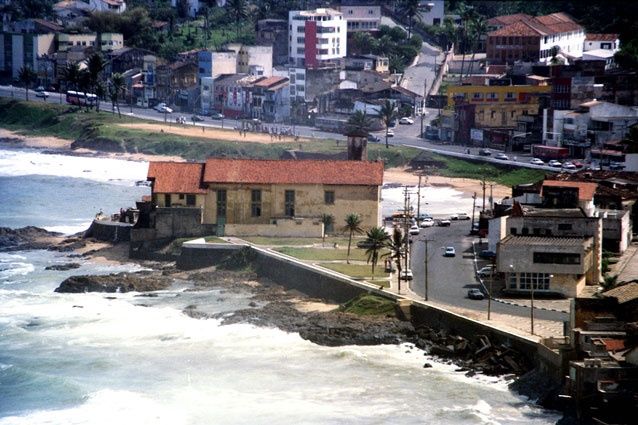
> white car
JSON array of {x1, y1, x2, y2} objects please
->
[
  {"x1": 477, "y1": 265, "x2": 496, "y2": 278},
  {"x1": 548, "y1": 160, "x2": 562, "y2": 167},
  {"x1": 494, "y1": 153, "x2": 509, "y2": 160},
  {"x1": 157, "y1": 106, "x2": 173, "y2": 113},
  {"x1": 409, "y1": 224, "x2": 420, "y2": 235},
  {"x1": 530, "y1": 158, "x2": 545, "y2": 166},
  {"x1": 562, "y1": 162, "x2": 577, "y2": 170},
  {"x1": 444, "y1": 247, "x2": 456, "y2": 257},
  {"x1": 399, "y1": 269, "x2": 413, "y2": 281},
  {"x1": 35, "y1": 90, "x2": 49, "y2": 98},
  {"x1": 386, "y1": 129, "x2": 395, "y2": 137},
  {"x1": 420, "y1": 217, "x2": 434, "y2": 228},
  {"x1": 399, "y1": 117, "x2": 414, "y2": 125},
  {"x1": 154, "y1": 102, "x2": 167, "y2": 111}
]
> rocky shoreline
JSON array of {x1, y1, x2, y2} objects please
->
[{"x1": 3, "y1": 227, "x2": 558, "y2": 412}]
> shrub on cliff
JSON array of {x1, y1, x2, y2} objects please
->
[{"x1": 340, "y1": 294, "x2": 397, "y2": 317}]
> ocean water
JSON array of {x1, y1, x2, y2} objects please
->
[{"x1": 0, "y1": 147, "x2": 561, "y2": 424}]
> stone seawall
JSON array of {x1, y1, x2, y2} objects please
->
[
  {"x1": 85, "y1": 220, "x2": 131, "y2": 242},
  {"x1": 175, "y1": 243, "x2": 561, "y2": 377}
]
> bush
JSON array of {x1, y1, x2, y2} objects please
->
[{"x1": 217, "y1": 246, "x2": 257, "y2": 271}]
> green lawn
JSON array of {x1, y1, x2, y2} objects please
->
[
  {"x1": 340, "y1": 294, "x2": 396, "y2": 316},
  {"x1": 274, "y1": 246, "x2": 383, "y2": 262},
  {"x1": 242, "y1": 236, "x2": 356, "y2": 246},
  {"x1": 319, "y1": 263, "x2": 389, "y2": 279}
]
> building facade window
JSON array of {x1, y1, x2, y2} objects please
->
[
  {"x1": 251, "y1": 189, "x2": 262, "y2": 217},
  {"x1": 284, "y1": 190, "x2": 295, "y2": 216},
  {"x1": 519, "y1": 272, "x2": 551, "y2": 290},
  {"x1": 164, "y1": 194, "x2": 171, "y2": 207},
  {"x1": 216, "y1": 189, "x2": 227, "y2": 218},
  {"x1": 186, "y1": 194, "x2": 196, "y2": 206},
  {"x1": 324, "y1": 190, "x2": 335, "y2": 204},
  {"x1": 533, "y1": 252, "x2": 580, "y2": 265}
]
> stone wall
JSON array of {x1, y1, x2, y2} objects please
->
[
  {"x1": 85, "y1": 220, "x2": 132, "y2": 242},
  {"x1": 225, "y1": 218, "x2": 323, "y2": 238}
]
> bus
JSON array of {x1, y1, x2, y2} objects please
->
[
  {"x1": 531, "y1": 145, "x2": 569, "y2": 161},
  {"x1": 66, "y1": 90, "x2": 97, "y2": 107}
]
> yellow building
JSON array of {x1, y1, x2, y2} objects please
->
[
  {"x1": 147, "y1": 159, "x2": 384, "y2": 237},
  {"x1": 446, "y1": 84, "x2": 550, "y2": 128}
]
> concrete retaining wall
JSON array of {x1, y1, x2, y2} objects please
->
[{"x1": 85, "y1": 220, "x2": 131, "y2": 242}]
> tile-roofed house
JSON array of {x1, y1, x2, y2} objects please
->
[
  {"x1": 603, "y1": 282, "x2": 638, "y2": 305},
  {"x1": 202, "y1": 159, "x2": 383, "y2": 186},
  {"x1": 251, "y1": 76, "x2": 289, "y2": 122},
  {"x1": 146, "y1": 158, "x2": 384, "y2": 237}
]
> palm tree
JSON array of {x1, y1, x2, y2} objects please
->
[
  {"x1": 86, "y1": 53, "x2": 105, "y2": 111},
  {"x1": 466, "y1": 15, "x2": 487, "y2": 78},
  {"x1": 363, "y1": 226, "x2": 390, "y2": 279},
  {"x1": 346, "y1": 110, "x2": 372, "y2": 135},
  {"x1": 379, "y1": 100, "x2": 397, "y2": 148},
  {"x1": 457, "y1": 4, "x2": 476, "y2": 84},
  {"x1": 109, "y1": 73, "x2": 125, "y2": 118},
  {"x1": 397, "y1": 0, "x2": 420, "y2": 39},
  {"x1": 78, "y1": 68, "x2": 92, "y2": 111},
  {"x1": 226, "y1": 0, "x2": 248, "y2": 39},
  {"x1": 383, "y1": 227, "x2": 406, "y2": 293},
  {"x1": 342, "y1": 213, "x2": 364, "y2": 264},
  {"x1": 61, "y1": 63, "x2": 81, "y2": 94},
  {"x1": 321, "y1": 213, "x2": 334, "y2": 244},
  {"x1": 18, "y1": 66, "x2": 36, "y2": 101}
]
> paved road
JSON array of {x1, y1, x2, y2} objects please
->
[{"x1": 405, "y1": 221, "x2": 568, "y2": 324}]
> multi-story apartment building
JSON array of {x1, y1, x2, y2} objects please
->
[
  {"x1": 334, "y1": 4, "x2": 381, "y2": 32},
  {"x1": 288, "y1": 8, "x2": 347, "y2": 69},
  {"x1": 486, "y1": 13, "x2": 585, "y2": 65},
  {"x1": 0, "y1": 32, "x2": 54, "y2": 80},
  {"x1": 226, "y1": 44, "x2": 273, "y2": 76},
  {"x1": 256, "y1": 19, "x2": 288, "y2": 66},
  {"x1": 57, "y1": 33, "x2": 124, "y2": 52},
  {"x1": 197, "y1": 50, "x2": 237, "y2": 81}
]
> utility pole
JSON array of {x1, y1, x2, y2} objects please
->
[
  {"x1": 470, "y1": 192, "x2": 477, "y2": 234},
  {"x1": 488, "y1": 183, "x2": 494, "y2": 211},
  {"x1": 487, "y1": 256, "x2": 495, "y2": 320},
  {"x1": 481, "y1": 177, "x2": 486, "y2": 212},
  {"x1": 420, "y1": 78, "x2": 427, "y2": 139},
  {"x1": 423, "y1": 238, "x2": 431, "y2": 301},
  {"x1": 417, "y1": 175, "x2": 421, "y2": 220}
]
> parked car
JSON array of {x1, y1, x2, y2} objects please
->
[
  {"x1": 444, "y1": 246, "x2": 456, "y2": 257},
  {"x1": 548, "y1": 159, "x2": 562, "y2": 168},
  {"x1": 419, "y1": 217, "x2": 434, "y2": 228},
  {"x1": 479, "y1": 250, "x2": 496, "y2": 259},
  {"x1": 35, "y1": 90, "x2": 49, "y2": 98},
  {"x1": 571, "y1": 160, "x2": 585, "y2": 168},
  {"x1": 477, "y1": 265, "x2": 496, "y2": 278},
  {"x1": 153, "y1": 102, "x2": 167, "y2": 111},
  {"x1": 191, "y1": 115, "x2": 204, "y2": 122},
  {"x1": 467, "y1": 289, "x2": 485, "y2": 300},
  {"x1": 367, "y1": 134, "x2": 380, "y2": 143},
  {"x1": 400, "y1": 269, "x2": 414, "y2": 281},
  {"x1": 409, "y1": 224, "x2": 420, "y2": 235},
  {"x1": 529, "y1": 158, "x2": 545, "y2": 166},
  {"x1": 610, "y1": 162, "x2": 625, "y2": 170},
  {"x1": 478, "y1": 148, "x2": 491, "y2": 156},
  {"x1": 437, "y1": 219, "x2": 451, "y2": 227},
  {"x1": 450, "y1": 212, "x2": 470, "y2": 220},
  {"x1": 157, "y1": 106, "x2": 173, "y2": 113},
  {"x1": 470, "y1": 222, "x2": 480, "y2": 234},
  {"x1": 494, "y1": 153, "x2": 509, "y2": 160},
  {"x1": 386, "y1": 129, "x2": 395, "y2": 137},
  {"x1": 399, "y1": 117, "x2": 414, "y2": 125},
  {"x1": 210, "y1": 112, "x2": 224, "y2": 119},
  {"x1": 562, "y1": 161, "x2": 577, "y2": 170}
]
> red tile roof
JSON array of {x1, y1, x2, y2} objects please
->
[
  {"x1": 253, "y1": 76, "x2": 288, "y2": 88},
  {"x1": 601, "y1": 338, "x2": 626, "y2": 352},
  {"x1": 147, "y1": 162, "x2": 206, "y2": 194},
  {"x1": 489, "y1": 21, "x2": 544, "y2": 37},
  {"x1": 488, "y1": 12, "x2": 582, "y2": 37},
  {"x1": 586, "y1": 33, "x2": 619, "y2": 41},
  {"x1": 203, "y1": 159, "x2": 384, "y2": 186},
  {"x1": 542, "y1": 180, "x2": 598, "y2": 201},
  {"x1": 488, "y1": 13, "x2": 532, "y2": 27}
]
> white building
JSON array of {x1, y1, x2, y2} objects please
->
[
  {"x1": 88, "y1": 0, "x2": 126, "y2": 13},
  {"x1": 334, "y1": 4, "x2": 381, "y2": 32},
  {"x1": 584, "y1": 33, "x2": 620, "y2": 53},
  {"x1": 288, "y1": 8, "x2": 347, "y2": 69},
  {"x1": 418, "y1": 0, "x2": 445, "y2": 26},
  {"x1": 226, "y1": 43, "x2": 273, "y2": 76}
]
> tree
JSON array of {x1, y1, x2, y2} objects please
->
[
  {"x1": 346, "y1": 110, "x2": 372, "y2": 135},
  {"x1": 457, "y1": 3, "x2": 476, "y2": 83},
  {"x1": 226, "y1": 0, "x2": 248, "y2": 39},
  {"x1": 18, "y1": 66, "x2": 37, "y2": 101},
  {"x1": 87, "y1": 53, "x2": 105, "y2": 111},
  {"x1": 109, "y1": 73, "x2": 125, "y2": 118},
  {"x1": 363, "y1": 226, "x2": 390, "y2": 279},
  {"x1": 78, "y1": 69, "x2": 92, "y2": 111},
  {"x1": 397, "y1": 0, "x2": 420, "y2": 39},
  {"x1": 465, "y1": 15, "x2": 486, "y2": 78},
  {"x1": 379, "y1": 100, "x2": 397, "y2": 148},
  {"x1": 61, "y1": 63, "x2": 81, "y2": 93},
  {"x1": 342, "y1": 213, "x2": 364, "y2": 264},
  {"x1": 383, "y1": 227, "x2": 406, "y2": 293},
  {"x1": 321, "y1": 213, "x2": 334, "y2": 244}
]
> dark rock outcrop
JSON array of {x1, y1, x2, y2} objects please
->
[
  {"x1": 45, "y1": 263, "x2": 81, "y2": 271},
  {"x1": 55, "y1": 272, "x2": 172, "y2": 293},
  {"x1": 0, "y1": 226, "x2": 61, "y2": 251}
]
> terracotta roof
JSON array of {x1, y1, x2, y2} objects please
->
[
  {"x1": 500, "y1": 235, "x2": 590, "y2": 246},
  {"x1": 586, "y1": 33, "x2": 619, "y2": 41},
  {"x1": 253, "y1": 76, "x2": 288, "y2": 88},
  {"x1": 147, "y1": 162, "x2": 206, "y2": 194},
  {"x1": 542, "y1": 180, "x2": 598, "y2": 201},
  {"x1": 489, "y1": 21, "x2": 544, "y2": 37},
  {"x1": 603, "y1": 281, "x2": 638, "y2": 304},
  {"x1": 488, "y1": 14, "x2": 532, "y2": 27},
  {"x1": 32, "y1": 19, "x2": 63, "y2": 32},
  {"x1": 601, "y1": 338, "x2": 625, "y2": 352},
  {"x1": 203, "y1": 159, "x2": 384, "y2": 186}
]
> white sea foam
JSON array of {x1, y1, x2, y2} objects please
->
[
  {"x1": 0, "y1": 148, "x2": 148, "y2": 185},
  {"x1": 43, "y1": 223, "x2": 92, "y2": 235}
]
